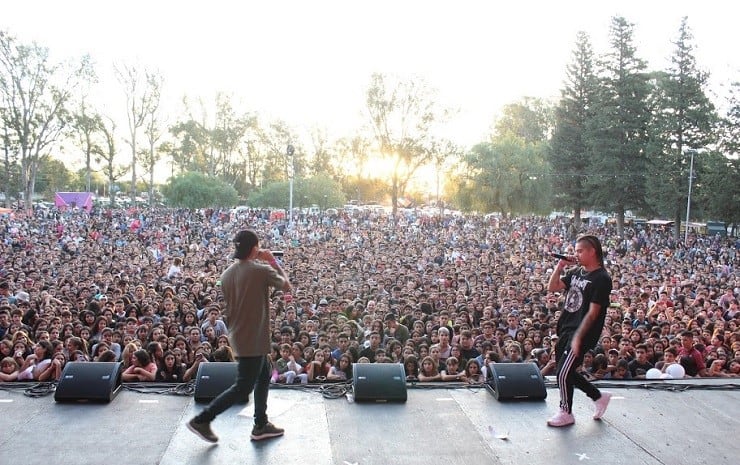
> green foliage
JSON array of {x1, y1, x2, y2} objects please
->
[
  {"x1": 586, "y1": 17, "x2": 653, "y2": 234},
  {"x1": 463, "y1": 136, "x2": 551, "y2": 216},
  {"x1": 494, "y1": 98, "x2": 552, "y2": 144},
  {"x1": 161, "y1": 171, "x2": 238, "y2": 208},
  {"x1": 35, "y1": 156, "x2": 72, "y2": 197},
  {"x1": 549, "y1": 31, "x2": 599, "y2": 224},
  {"x1": 247, "y1": 176, "x2": 345, "y2": 209},
  {"x1": 0, "y1": 30, "x2": 93, "y2": 208},
  {"x1": 646, "y1": 18, "x2": 717, "y2": 238},
  {"x1": 341, "y1": 176, "x2": 391, "y2": 204},
  {"x1": 699, "y1": 151, "x2": 740, "y2": 226},
  {"x1": 366, "y1": 73, "x2": 445, "y2": 215},
  {"x1": 720, "y1": 81, "x2": 740, "y2": 158},
  {"x1": 707, "y1": 81, "x2": 740, "y2": 226}
]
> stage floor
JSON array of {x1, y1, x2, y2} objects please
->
[{"x1": 0, "y1": 379, "x2": 738, "y2": 465}]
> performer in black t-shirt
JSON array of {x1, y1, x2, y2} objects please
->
[{"x1": 546, "y1": 235, "x2": 612, "y2": 427}]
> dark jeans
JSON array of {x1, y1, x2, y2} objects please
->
[{"x1": 194, "y1": 355, "x2": 270, "y2": 427}]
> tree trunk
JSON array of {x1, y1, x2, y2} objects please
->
[
  {"x1": 615, "y1": 204, "x2": 625, "y2": 238},
  {"x1": 674, "y1": 203, "x2": 683, "y2": 242}
]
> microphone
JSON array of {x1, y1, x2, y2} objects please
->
[{"x1": 551, "y1": 253, "x2": 570, "y2": 260}]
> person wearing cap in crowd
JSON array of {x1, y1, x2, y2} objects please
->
[
  {"x1": 187, "y1": 229, "x2": 290, "y2": 444},
  {"x1": 546, "y1": 235, "x2": 613, "y2": 427},
  {"x1": 316, "y1": 298, "x2": 329, "y2": 314}
]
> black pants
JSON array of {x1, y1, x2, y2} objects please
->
[
  {"x1": 554, "y1": 333, "x2": 601, "y2": 413},
  {"x1": 194, "y1": 355, "x2": 271, "y2": 426}
]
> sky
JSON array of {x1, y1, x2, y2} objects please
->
[{"x1": 2, "y1": 0, "x2": 739, "y2": 182}]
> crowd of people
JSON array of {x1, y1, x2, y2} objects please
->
[{"x1": 1, "y1": 205, "x2": 739, "y2": 387}]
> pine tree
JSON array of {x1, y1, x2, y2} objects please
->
[
  {"x1": 647, "y1": 17, "x2": 716, "y2": 240},
  {"x1": 587, "y1": 16, "x2": 653, "y2": 237},
  {"x1": 549, "y1": 31, "x2": 599, "y2": 229},
  {"x1": 705, "y1": 81, "x2": 740, "y2": 232}
]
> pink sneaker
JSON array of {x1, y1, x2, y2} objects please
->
[
  {"x1": 593, "y1": 391, "x2": 612, "y2": 420},
  {"x1": 547, "y1": 409, "x2": 575, "y2": 427}
]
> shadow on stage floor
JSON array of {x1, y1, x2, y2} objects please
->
[{"x1": 0, "y1": 378, "x2": 738, "y2": 465}]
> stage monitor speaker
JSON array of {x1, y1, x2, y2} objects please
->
[
  {"x1": 193, "y1": 362, "x2": 244, "y2": 403},
  {"x1": 54, "y1": 362, "x2": 123, "y2": 403},
  {"x1": 352, "y1": 363, "x2": 407, "y2": 402},
  {"x1": 488, "y1": 362, "x2": 547, "y2": 401}
]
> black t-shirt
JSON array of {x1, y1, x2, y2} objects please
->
[
  {"x1": 557, "y1": 266, "x2": 612, "y2": 348},
  {"x1": 460, "y1": 347, "x2": 480, "y2": 364},
  {"x1": 628, "y1": 359, "x2": 654, "y2": 378}
]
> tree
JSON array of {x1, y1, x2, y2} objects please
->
[
  {"x1": 211, "y1": 94, "x2": 256, "y2": 189},
  {"x1": 429, "y1": 139, "x2": 463, "y2": 212},
  {"x1": 335, "y1": 134, "x2": 372, "y2": 182},
  {"x1": 115, "y1": 64, "x2": 162, "y2": 201},
  {"x1": 647, "y1": 17, "x2": 716, "y2": 240},
  {"x1": 0, "y1": 30, "x2": 92, "y2": 209},
  {"x1": 494, "y1": 97, "x2": 552, "y2": 144},
  {"x1": 140, "y1": 74, "x2": 164, "y2": 202},
  {"x1": 461, "y1": 136, "x2": 550, "y2": 216},
  {"x1": 169, "y1": 117, "x2": 210, "y2": 174},
  {"x1": 365, "y1": 73, "x2": 445, "y2": 218},
  {"x1": 258, "y1": 119, "x2": 303, "y2": 184},
  {"x1": 708, "y1": 81, "x2": 740, "y2": 231},
  {"x1": 248, "y1": 175, "x2": 345, "y2": 209},
  {"x1": 309, "y1": 126, "x2": 334, "y2": 177},
  {"x1": 701, "y1": 151, "x2": 740, "y2": 230},
  {"x1": 587, "y1": 17, "x2": 653, "y2": 237},
  {"x1": 549, "y1": 31, "x2": 599, "y2": 228},
  {"x1": 0, "y1": 113, "x2": 18, "y2": 206},
  {"x1": 98, "y1": 116, "x2": 127, "y2": 205},
  {"x1": 35, "y1": 155, "x2": 72, "y2": 197},
  {"x1": 71, "y1": 100, "x2": 104, "y2": 192},
  {"x1": 161, "y1": 171, "x2": 238, "y2": 208},
  {"x1": 720, "y1": 81, "x2": 740, "y2": 158},
  {"x1": 169, "y1": 94, "x2": 261, "y2": 196}
]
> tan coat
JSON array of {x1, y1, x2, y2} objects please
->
[{"x1": 220, "y1": 260, "x2": 285, "y2": 357}]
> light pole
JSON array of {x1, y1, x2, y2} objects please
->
[
  {"x1": 684, "y1": 149, "x2": 696, "y2": 245},
  {"x1": 287, "y1": 144, "x2": 295, "y2": 226}
]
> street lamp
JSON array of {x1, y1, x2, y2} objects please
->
[
  {"x1": 287, "y1": 144, "x2": 295, "y2": 226},
  {"x1": 684, "y1": 149, "x2": 696, "y2": 245}
]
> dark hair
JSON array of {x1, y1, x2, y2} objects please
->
[
  {"x1": 577, "y1": 235, "x2": 605, "y2": 266},
  {"x1": 97, "y1": 350, "x2": 117, "y2": 362},
  {"x1": 212, "y1": 346, "x2": 234, "y2": 362},
  {"x1": 133, "y1": 349, "x2": 151, "y2": 366},
  {"x1": 36, "y1": 340, "x2": 54, "y2": 360},
  {"x1": 233, "y1": 230, "x2": 259, "y2": 259}
]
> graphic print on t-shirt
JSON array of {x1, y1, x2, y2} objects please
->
[{"x1": 564, "y1": 275, "x2": 590, "y2": 313}]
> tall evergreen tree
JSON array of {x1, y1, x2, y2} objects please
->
[
  {"x1": 719, "y1": 81, "x2": 740, "y2": 157},
  {"x1": 549, "y1": 31, "x2": 599, "y2": 228},
  {"x1": 587, "y1": 16, "x2": 653, "y2": 237},
  {"x1": 706, "y1": 81, "x2": 740, "y2": 232},
  {"x1": 647, "y1": 17, "x2": 716, "y2": 240}
]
